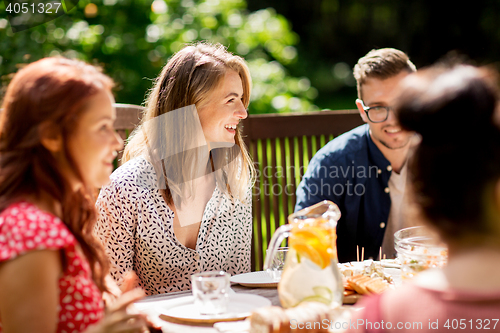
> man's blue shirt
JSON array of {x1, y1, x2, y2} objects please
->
[{"x1": 295, "y1": 124, "x2": 393, "y2": 262}]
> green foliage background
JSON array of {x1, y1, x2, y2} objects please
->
[{"x1": 0, "y1": 0, "x2": 319, "y2": 114}]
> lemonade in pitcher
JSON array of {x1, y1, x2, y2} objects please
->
[{"x1": 264, "y1": 201, "x2": 344, "y2": 308}]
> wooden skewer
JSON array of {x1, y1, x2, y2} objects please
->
[
  {"x1": 379, "y1": 247, "x2": 382, "y2": 261},
  {"x1": 383, "y1": 254, "x2": 387, "y2": 260},
  {"x1": 361, "y1": 247, "x2": 364, "y2": 262},
  {"x1": 357, "y1": 245, "x2": 359, "y2": 262}
]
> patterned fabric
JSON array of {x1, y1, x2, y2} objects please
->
[
  {"x1": 95, "y1": 156, "x2": 252, "y2": 295},
  {"x1": 0, "y1": 202, "x2": 104, "y2": 333}
]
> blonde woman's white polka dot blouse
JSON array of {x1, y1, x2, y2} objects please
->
[{"x1": 95, "y1": 157, "x2": 252, "y2": 295}]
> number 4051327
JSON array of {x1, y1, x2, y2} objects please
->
[
  {"x1": 5, "y1": 2, "x2": 62, "y2": 14},
  {"x1": 444, "y1": 319, "x2": 498, "y2": 330}
]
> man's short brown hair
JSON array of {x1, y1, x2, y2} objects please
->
[{"x1": 353, "y1": 48, "x2": 416, "y2": 99}]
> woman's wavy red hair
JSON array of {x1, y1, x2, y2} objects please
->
[{"x1": 0, "y1": 57, "x2": 114, "y2": 292}]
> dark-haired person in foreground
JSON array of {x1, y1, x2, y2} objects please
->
[
  {"x1": 295, "y1": 48, "x2": 418, "y2": 262},
  {"x1": 347, "y1": 64, "x2": 500, "y2": 332}
]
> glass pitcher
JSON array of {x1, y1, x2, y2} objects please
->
[{"x1": 264, "y1": 200, "x2": 344, "y2": 308}]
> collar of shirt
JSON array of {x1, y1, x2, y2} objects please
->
[{"x1": 364, "y1": 124, "x2": 392, "y2": 180}]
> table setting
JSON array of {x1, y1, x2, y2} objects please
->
[{"x1": 134, "y1": 201, "x2": 447, "y2": 333}]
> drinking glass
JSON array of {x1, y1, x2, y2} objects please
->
[
  {"x1": 191, "y1": 271, "x2": 230, "y2": 315},
  {"x1": 265, "y1": 247, "x2": 288, "y2": 282}
]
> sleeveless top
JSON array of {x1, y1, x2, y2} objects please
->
[{"x1": 0, "y1": 201, "x2": 104, "y2": 333}]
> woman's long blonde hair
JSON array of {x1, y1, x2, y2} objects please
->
[{"x1": 123, "y1": 42, "x2": 255, "y2": 205}]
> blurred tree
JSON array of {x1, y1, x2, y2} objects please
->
[
  {"x1": 248, "y1": 0, "x2": 500, "y2": 110},
  {"x1": 0, "y1": 0, "x2": 319, "y2": 113}
]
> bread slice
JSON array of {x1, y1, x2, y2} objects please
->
[
  {"x1": 344, "y1": 289, "x2": 355, "y2": 296},
  {"x1": 347, "y1": 275, "x2": 371, "y2": 294},
  {"x1": 347, "y1": 275, "x2": 389, "y2": 295},
  {"x1": 365, "y1": 278, "x2": 389, "y2": 294},
  {"x1": 299, "y1": 302, "x2": 330, "y2": 333},
  {"x1": 250, "y1": 306, "x2": 289, "y2": 333},
  {"x1": 249, "y1": 301, "x2": 331, "y2": 333}
]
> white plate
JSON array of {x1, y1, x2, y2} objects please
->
[
  {"x1": 341, "y1": 260, "x2": 401, "y2": 269},
  {"x1": 384, "y1": 267, "x2": 402, "y2": 286},
  {"x1": 380, "y1": 259, "x2": 401, "y2": 268},
  {"x1": 230, "y1": 271, "x2": 278, "y2": 287},
  {"x1": 135, "y1": 293, "x2": 271, "y2": 324}
]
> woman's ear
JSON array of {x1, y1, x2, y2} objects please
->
[{"x1": 39, "y1": 122, "x2": 63, "y2": 153}]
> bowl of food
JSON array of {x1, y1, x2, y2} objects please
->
[{"x1": 394, "y1": 226, "x2": 448, "y2": 280}]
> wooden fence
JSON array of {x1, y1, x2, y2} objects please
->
[{"x1": 240, "y1": 111, "x2": 363, "y2": 270}]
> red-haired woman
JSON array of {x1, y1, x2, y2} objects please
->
[{"x1": 0, "y1": 58, "x2": 148, "y2": 333}]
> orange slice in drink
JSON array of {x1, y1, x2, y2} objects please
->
[{"x1": 290, "y1": 226, "x2": 333, "y2": 269}]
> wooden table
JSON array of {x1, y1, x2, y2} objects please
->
[
  {"x1": 136, "y1": 284, "x2": 280, "y2": 333},
  {"x1": 136, "y1": 284, "x2": 358, "y2": 333}
]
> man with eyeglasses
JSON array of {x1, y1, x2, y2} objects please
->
[{"x1": 295, "y1": 48, "x2": 418, "y2": 263}]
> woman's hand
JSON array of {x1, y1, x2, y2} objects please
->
[
  {"x1": 102, "y1": 271, "x2": 140, "y2": 307},
  {"x1": 120, "y1": 271, "x2": 141, "y2": 292},
  {"x1": 85, "y1": 288, "x2": 148, "y2": 333},
  {"x1": 101, "y1": 271, "x2": 162, "y2": 332}
]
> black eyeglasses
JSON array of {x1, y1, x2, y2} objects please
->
[{"x1": 357, "y1": 99, "x2": 393, "y2": 123}]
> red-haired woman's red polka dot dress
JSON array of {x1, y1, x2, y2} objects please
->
[{"x1": 0, "y1": 202, "x2": 104, "y2": 333}]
